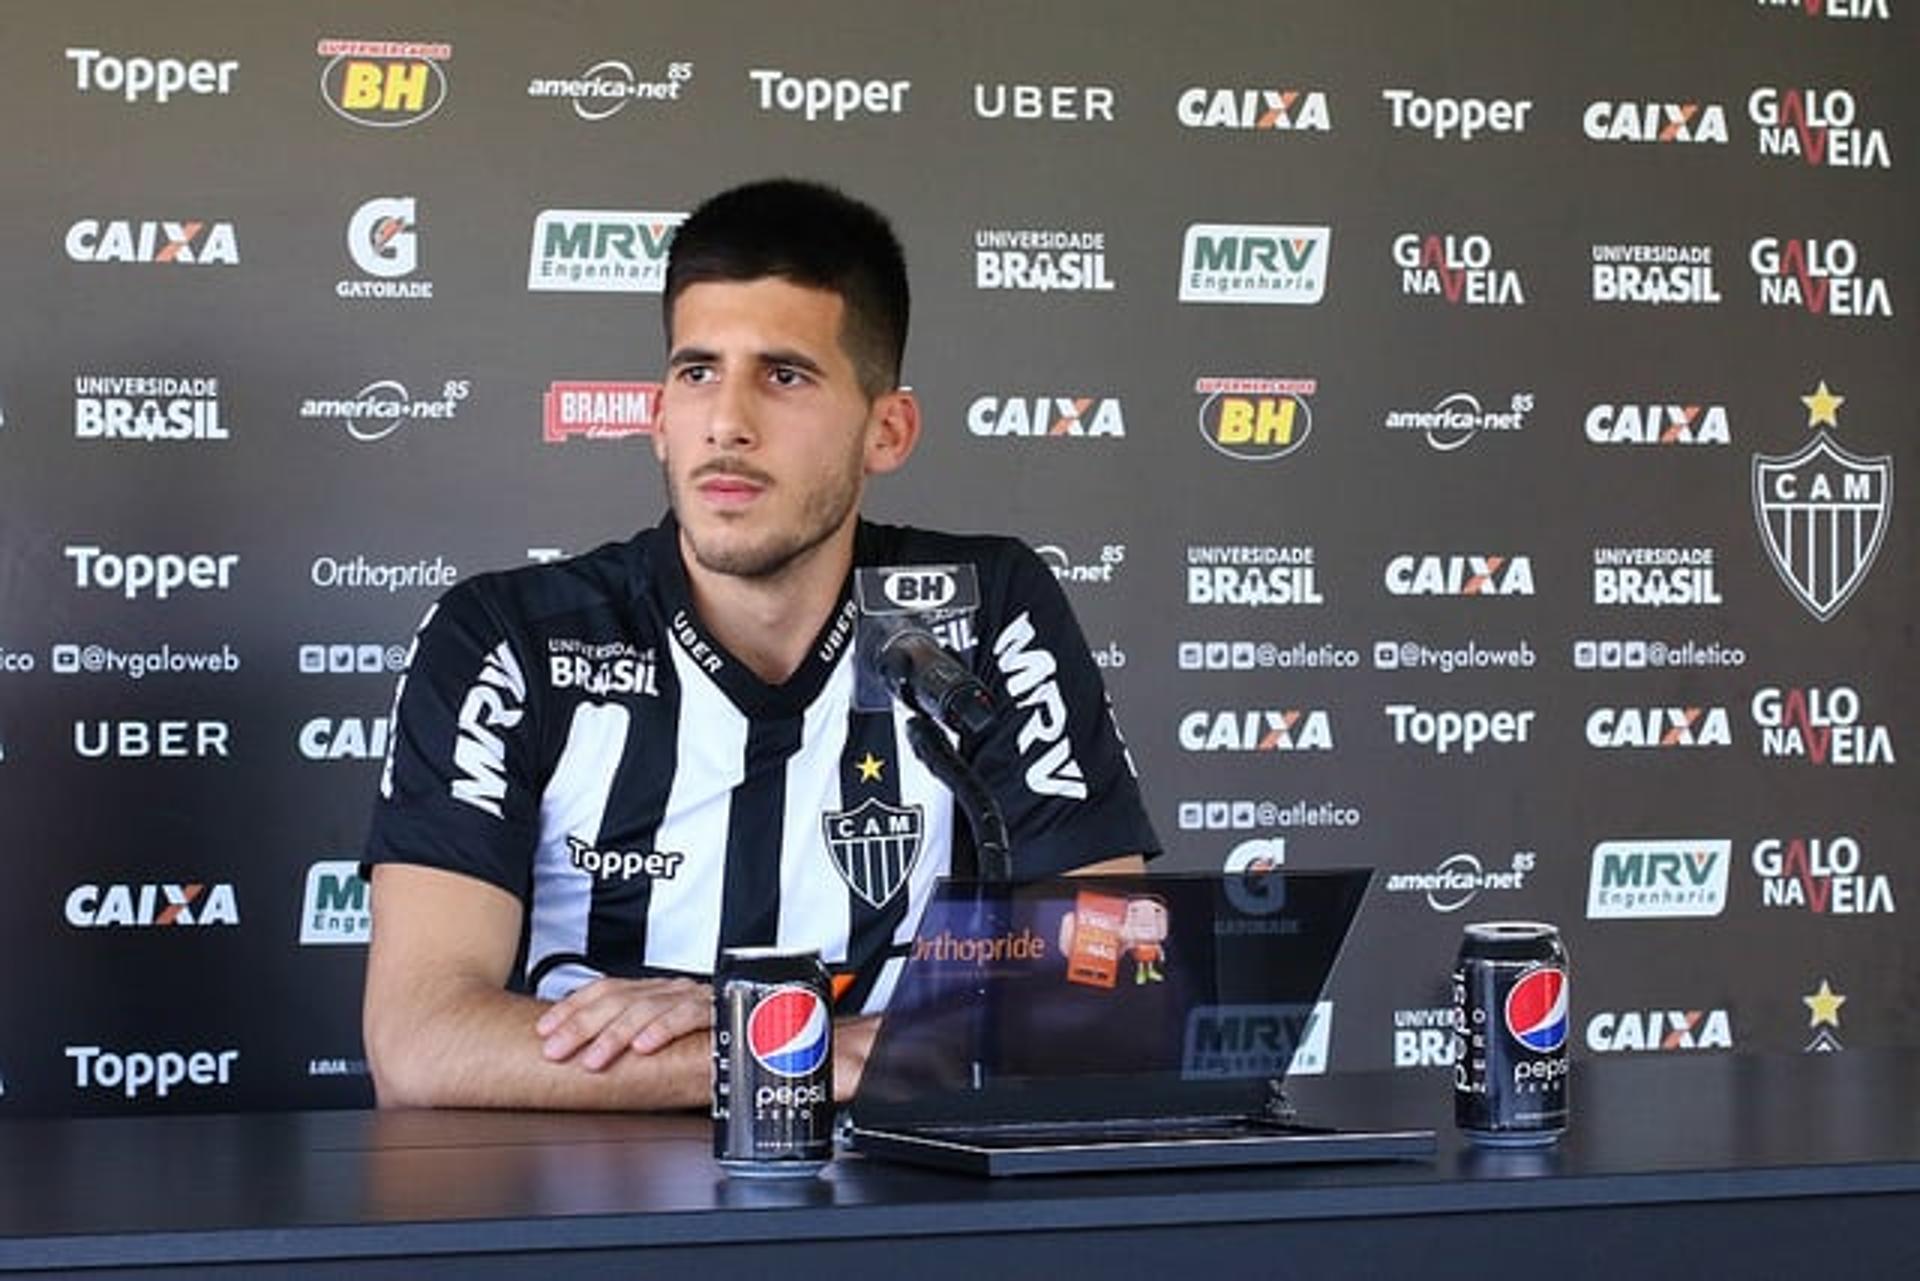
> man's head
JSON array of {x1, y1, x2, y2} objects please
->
[{"x1": 664, "y1": 179, "x2": 910, "y2": 400}]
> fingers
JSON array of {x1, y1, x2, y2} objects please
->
[{"x1": 534, "y1": 978, "x2": 712, "y2": 1071}]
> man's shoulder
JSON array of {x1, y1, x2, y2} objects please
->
[
  {"x1": 443, "y1": 530, "x2": 659, "y2": 634},
  {"x1": 857, "y1": 521, "x2": 1038, "y2": 573}
]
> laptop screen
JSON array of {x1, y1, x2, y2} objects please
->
[{"x1": 850, "y1": 869, "x2": 1370, "y2": 1127}]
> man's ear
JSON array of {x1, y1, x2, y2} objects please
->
[{"x1": 864, "y1": 389, "x2": 921, "y2": 475}]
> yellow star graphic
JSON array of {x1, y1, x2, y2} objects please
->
[
  {"x1": 1801, "y1": 380, "x2": 1845, "y2": 429},
  {"x1": 1803, "y1": 979, "x2": 1846, "y2": 1029},
  {"x1": 855, "y1": 752, "x2": 885, "y2": 783}
]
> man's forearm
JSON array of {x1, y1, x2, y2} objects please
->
[{"x1": 368, "y1": 976, "x2": 710, "y2": 1110}]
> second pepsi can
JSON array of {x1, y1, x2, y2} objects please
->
[
  {"x1": 712, "y1": 947, "x2": 835, "y2": 1177},
  {"x1": 1452, "y1": 921, "x2": 1569, "y2": 1146}
]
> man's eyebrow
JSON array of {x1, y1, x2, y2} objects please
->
[
  {"x1": 665, "y1": 346, "x2": 827, "y2": 376},
  {"x1": 759, "y1": 348, "x2": 825, "y2": 375},
  {"x1": 667, "y1": 345, "x2": 717, "y2": 368}
]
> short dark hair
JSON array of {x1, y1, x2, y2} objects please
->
[{"x1": 664, "y1": 179, "x2": 910, "y2": 398}]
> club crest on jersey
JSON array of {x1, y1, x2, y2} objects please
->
[{"x1": 821, "y1": 797, "x2": 925, "y2": 909}]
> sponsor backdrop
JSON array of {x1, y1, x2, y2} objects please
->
[{"x1": 0, "y1": 0, "x2": 1912, "y2": 1114}]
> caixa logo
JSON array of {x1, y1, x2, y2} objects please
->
[
  {"x1": 65, "y1": 218, "x2": 237, "y2": 265},
  {"x1": 317, "y1": 38, "x2": 451, "y2": 127},
  {"x1": 1585, "y1": 706, "x2": 1732, "y2": 749},
  {"x1": 967, "y1": 395, "x2": 1124, "y2": 437},
  {"x1": 66, "y1": 882, "x2": 238, "y2": 927},
  {"x1": 68, "y1": 1045, "x2": 238, "y2": 1100},
  {"x1": 299, "y1": 716, "x2": 389, "y2": 761}
]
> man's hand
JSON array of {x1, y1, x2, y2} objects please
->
[
  {"x1": 534, "y1": 976, "x2": 712, "y2": 1071},
  {"x1": 834, "y1": 1015, "x2": 881, "y2": 1100}
]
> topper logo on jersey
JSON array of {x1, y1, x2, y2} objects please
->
[
  {"x1": 566, "y1": 835, "x2": 685, "y2": 884},
  {"x1": 1179, "y1": 710, "x2": 1334, "y2": 753},
  {"x1": 527, "y1": 58, "x2": 692, "y2": 120},
  {"x1": 65, "y1": 219, "x2": 237, "y2": 265},
  {"x1": 452, "y1": 642, "x2": 527, "y2": 817},
  {"x1": 65, "y1": 882, "x2": 238, "y2": 927},
  {"x1": 972, "y1": 82, "x2": 1114, "y2": 122},
  {"x1": 1755, "y1": 0, "x2": 1888, "y2": 17},
  {"x1": 1381, "y1": 88, "x2": 1532, "y2": 140},
  {"x1": 1587, "y1": 840, "x2": 1731, "y2": 918},
  {"x1": 317, "y1": 38, "x2": 450, "y2": 128},
  {"x1": 1391, "y1": 234, "x2": 1525, "y2": 305},
  {"x1": 1185, "y1": 544, "x2": 1320, "y2": 607},
  {"x1": 1753, "y1": 383, "x2": 1890, "y2": 620},
  {"x1": 974, "y1": 228, "x2": 1114, "y2": 292},
  {"x1": 1752, "y1": 686, "x2": 1894, "y2": 765},
  {"x1": 299, "y1": 716, "x2": 389, "y2": 761},
  {"x1": 1383, "y1": 393, "x2": 1531, "y2": 452},
  {"x1": 1386, "y1": 851, "x2": 1534, "y2": 913},
  {"x1": 749, "y1": 69, "x2": 909, "y2": 122},
  {"x1": 1753, "y1": 836, "x2": 1895, "y2": 914},
  {"x1": 542, "y1": 381, "x2": 659, "y2": 441},
  {"x1": 1749, "y1": 238, "x2": 1892, "y2": 317},
  {"x1": 1587, "y1": 1010, "x2": 1732, "y2": 1053},
  {"x1": 1177, "y1": 87, "x2": 1330, "y2": 131},
  {"x1": 1582, "y1": 100, "x2": 1729, "y2": 144},
  {"x1": 1592, "y1": 547, "x2": 1722, "y2": 607},
  {"x1": 1585, "y1": 706, "x2": 1732, "y2": 749},
  {"x1": 74, "y1": 375, "x2": 224, "y2": 441},
  {"x1": 822, "y1": 798, "x2": 924, "y2": 908},
  {"x1": 67, "y1": 48, "x2": 238, "y2": 103},
  {"x1": 747, "y1": 987, "x2": 831, "y2": 1077},
  {"x1": 993, "y1": 612, "x2": 1088, "y2": 798},
  {"x1": 1750, "y1": 89, "x2": 1890, "y2": 168},
  {"x1": 1179, "y1": 224, "x2": 1329, "y2": 304},
  {"x1": 1383, "y1": 555, "x2": 1535, "y2": 597},
  {"x1": 300, "y1": 380, "x2": 470, "y2": 442},
  {"x1": 67, "y1": 546, "x2": 237, "y2": 600},
  {"x1": 1193, "y1": 377, "x2": 1314, "y2": 460},
  {"x1": 340, "y1": 197, "x2": 431, "y2": 298},
  {"x1": 1505, "y1": 968, "x2": 1568, "y2": 1053},
  {"x1": 966, "y1": 395, "x2": 1124, "y2": 437},
  {"x1": 1590, "y1": 243, "x2": 1721, "y2": 305},
  {"x1": 528, "y1": 210, "x2": 685, "y2": 292},
  {"x1": 1585, "y1": 403, "x2": 1730, "y2": 446}
]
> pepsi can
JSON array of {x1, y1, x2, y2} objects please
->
[
  {"x1": 1452, "y1": 921, "x2": 1569, "y2": 1146},
  {"x1": 713, "y1": 947, "x2": 835, "y2": 1177}
]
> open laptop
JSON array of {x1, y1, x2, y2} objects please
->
[{"x1": 846, "y1": 868, "x2": 1436, "y2": 1175}]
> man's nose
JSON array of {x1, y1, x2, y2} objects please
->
[{"x1": 705, "y1": 376, "x2": 759, "y2": 449}]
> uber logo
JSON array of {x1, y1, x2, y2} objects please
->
[
  {"x1": 972, "y1": 82, "x2": 1115, "y2": 122},
  {"x1": 73, "y1": 720, "x2": 229, "y2": 759}
]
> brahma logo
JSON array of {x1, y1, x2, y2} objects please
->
[
  {"x1": 1749, "y1": 237, "x2": 1892, "y2": 317},
  {"x1": 1383, "y1": 392, "x2": 1530, "y2": 452},
  {"x1": 993, "y1": 612, "x2": 1087, "y2": 798},
  {"x1": 1585, "y1": 402, "x2": 1729, "y2": 446},
  {"x1": 1753, "y1": 382, "x2": 1890, "y2": 620},
  {"x1": 1185, "y1": 544, "x2": 1320, "y2": 607},
  {"x1": 1194, "y1": 377, "x2": 1313, "y2": 459},
  {"x1": 1590, "y1": 243, "x2": 1721, "y2": 305},
  {"x1": 74, "y1": 375, "x2": 225, "y2": 441},
  {"x1": 1177, "y1": 87, "x2": 1330, "y2": 131},
  {"x1": 65, "y1": 218, "x2": 237, "y2": 265},
  {"x1": 1178, "y1": 710, "x2": 1334, "y2": 753},
  {"x1": 1591, "y1": 547, "x2": 1722, "y2": 607},
  {"x1": 1753, "y1": 836, "x2": 1895, "y2": 914},
  {"x1": 1750, "y1": 88, "x2": 1890, "y2": 167},
  {"x1": 299, "y1": 860, "x2": 370, "y2": 944},
  {"x1": 974, "y1": 228, "x2": 1114, "y2": 292},
  {"x1": 527, "y1": 58, "x2": 692, "y2": 120},
  {"x1": 543, "y1": 381, "x2": 660, "y2": 441},
  {"x1": 1752, "y1": 686, "x2": 1894, "y2": 765},
  {"x1": 299, "y1": 380, "x2": 470, "y2": 442},
  {"x1": 1587, "y1": 1010, "x2": 1732, "y2": 1053},
  {"x1": 1384, "y1": 850, "x2": 1534, "y2": 913},
  {"x1": 340, "y1": 197, "x2": 430, "y2": 299},
  {"x1": 65, "y1": 882, "x2": 239, "y2": 927},
  {"x1": 317, "y1": 38, "x2": 450, "y2": 128},
  {"x1": 1587, "y1": 840, "x2": 1731, "y2": 918},
  {"x1": 1391, "y1": 234, "x2": 1525, "y2": 305},
  {"x1": 967, "y1": 395, "x2": 1124, "y2": 437},
  {"x1": 747, "y1": 987, "x2": 831, "y2": 1077},
  {"x1": 1585, "y1": 706, "x2": 1732, "y2": 748},
  {"x1": 528, "y1": 210, "x2": 684, "y2": 292},
  {"x1": 1582, "y1": 100, "x2": 1729, "y2": 144},
  {"x1": 1384, "y1": 555, "x2": 1535, "y2": 597},
  {"x1": 1179, "y1": 224, "x2": 1329, "y2": 304}
]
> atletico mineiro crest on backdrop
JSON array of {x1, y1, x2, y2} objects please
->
[
  {"x1": 1752, "y1": 381, "x2": 1891, "y2": 622},
  {"x1": 821, "y1": 797, "x2": 925, "y2": 909}
]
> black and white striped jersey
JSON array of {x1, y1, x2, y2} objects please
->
[{"x1": 365, "y1": 515, "x2": 1159, "y2": 1014}]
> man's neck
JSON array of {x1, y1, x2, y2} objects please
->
[{"x1": 679, "y1": 526, "x2": 857, "y2": 685}]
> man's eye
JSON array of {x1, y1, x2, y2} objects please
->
[
  {"x1": 677, "y1": 366, "x2": 713, "y2": 384},
  {"x1": 770, "y1": 367, "x2": 807, "y2": 387}
]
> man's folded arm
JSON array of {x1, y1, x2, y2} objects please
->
[{"x1": 363, "y1": 862, "x2": 712, "y2": 1110}]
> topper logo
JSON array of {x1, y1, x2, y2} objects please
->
[{"x1": 881, "y1": 569, "x2": 958, "y2": 609}]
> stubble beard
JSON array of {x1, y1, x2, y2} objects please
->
[{"x1": 663, "y1": 453, "x2": 863, "y2": 581}]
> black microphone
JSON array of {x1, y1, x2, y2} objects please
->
[{"x1": 872, "y1": 620, "x2": 998, "y2": 736}]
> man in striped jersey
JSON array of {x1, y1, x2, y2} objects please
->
[{"x1": 363, "y1": 180, "x2": 1158, "y2": 1109}]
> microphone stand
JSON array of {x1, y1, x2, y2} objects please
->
[{"x1": 901, "y1": 711, "x2": 1009, "y2": 1090}]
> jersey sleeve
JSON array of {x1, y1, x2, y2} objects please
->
[
  {"x1": 967, "y1": 540, "x2": 1162, "y2": 877},
  {"x1": 363, "y1": 578, "x2": 544, "y2": 901}
]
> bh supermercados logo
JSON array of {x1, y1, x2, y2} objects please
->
[
  {"x1": 1752, "y1": 381, "x2": 1891, "y2": 620},
  {"x1": 821, "y1": 797, "x2": 924, "y2": 908}
]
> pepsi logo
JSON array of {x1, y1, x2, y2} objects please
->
[
  {"x1": 881, "y1": 568, "x2": 959, "y2": 609},
  {"x1": 1503, "y1": 966, "x2": 1569, "y2": 1052},
  {"x1": 746, "y1": 986, "x2": 831, "y2": 1078}
]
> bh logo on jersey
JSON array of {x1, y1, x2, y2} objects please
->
[
  {"x1": 1504, "y1": 967, "x2": 1569, "y2": 1053},
  {"x1": 747, "y1": 987, "x2": 831, "y2": 1078}
]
